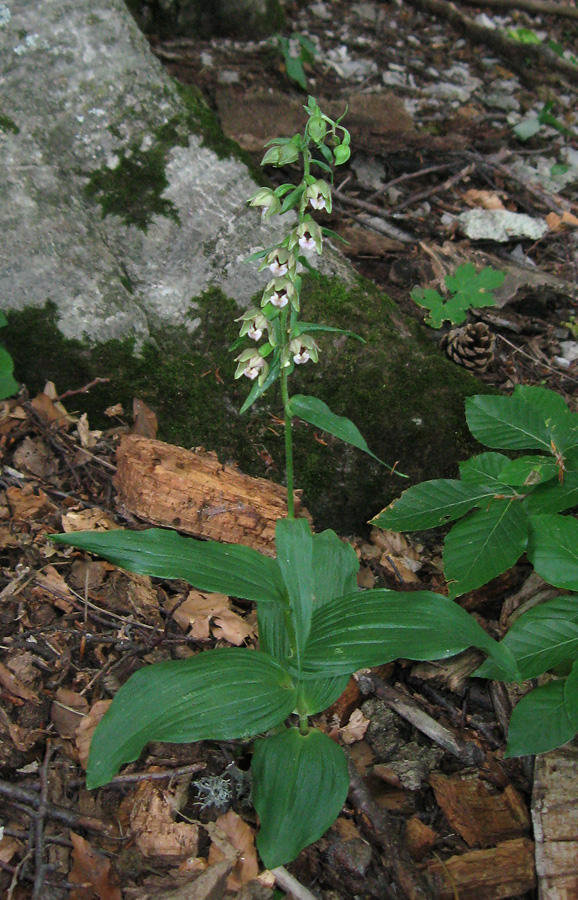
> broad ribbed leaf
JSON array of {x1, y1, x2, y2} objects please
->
[
  {"x1": 465, "y1": 394, "x2": 553, "y2": 451},
  {"x1": 498, "y1": 455, "x2": 558, "y2": 487},
  {"x1": 275, "y1": 518, "x2": 314, "y2": 668},
  {"x1": 564, "y1": 659, "x2": 578, "y2": 731},
  {"x1": 258, "y1": 603, "x2": 291, "y2": 663},
  {"x1": 372, "y1": 480, "x2": 500, "y2": 532},
  {"x1": 459, "y1": 452, "x2": 511, "y2": 486},
  {"x1": 506, "y1": 680, "x2": 575, "y2": 756},
  {"x1": 288, "y1": 395, "x2": 391, "y2": 467},
  {"x1": 51, "y1": 528, "x2": 286, "y2": 605},
  {"x1": 296, "y1": 674, "x2": 350, "y2": 715},
  {"x1": 514, "y1": 385, "x2": 578, "y2": 455},
  {"x1": 299, "y1": 589, "x2": 518, "y2": 681},
  {"x1": 444, "y1": 500, "x2": 528, "y2": 599},
  {"x1": 312, "y1": 529, "x2": 359, "y2": 609},
  {"x1": 524, "y1": 473, "x2": 578, "y2": 514},
  {"x1": 528, "y1": 514, "x2": 578, "y2": 590},
  {"x1": 87, "y1": 648, "x2": 297, "y2": 788},
  {"x1": 252, "y1": 728, "x2": 349, "y2": 868},
  {"x1": 475, "y1": 595, "x2": 578, "y2": 680}
]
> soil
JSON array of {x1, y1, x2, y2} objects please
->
[{"x1": 1, "y1": 1, "x2": 578, "y2": 899}]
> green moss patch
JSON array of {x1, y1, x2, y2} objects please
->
[
  {"x1": 0, "y1": 114, "x2": 19, "y2": 135},
  {"x1": 5, "y1": 280, "x2": 490, "y2": 533}
]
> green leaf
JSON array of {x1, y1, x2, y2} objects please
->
[
  {"x1": 252, "y1": 728, "x2": 349, "y2": 868},
  {"x1": 444, "y1": 500, "x2": 528, "y2": 599},
  {"x1": 459, "y1": 452, "x2": 511, "y2": 486},
  {"x1": 527, "y1": 514, "x2": 578, "y2": 590},
  {"x1": 294, "y1": 322, "x2": 365, "y2": 343},
  {"x1": 524, "y1": 473, "x2": 578, "y2": 515},
  {"x1": 465, "y1": 394, "x2": 553, "y2": 452},
  {"x1": 257, "y1": 603, "x2": 291, "y2": 664},
  {"x1": 50, "y1": 528, "x2": 286, "y2": 606},
  {"x1": 505, "y1": 680, "x2": 575, "y2": 757},
  {"x1": 0, "y1": 346, "x2": 19, "y2": 400},
  {"x1": 498, "y1": 455, "x2": 558, "y2": 487},
  {"x1": 564, "y1": 659, "x2": 578, "y2": 730},
  {"x1": 296, "y1": 674, "x2": 350, "y2": 716},
  {"x1": 0, "y1": 311, "x2": 8, "y2": 328},
  {"x1": 514, "y1": 386, "x2": 578, "y2": 455},
  {"x1": 312, "y1": 528, "x2": 359, "y2": 610},
  {"x1": 410, "y1": 287, "x2": 449, "y2": 328},
  {"x1": 275, "y1": 518, "x2": 314, "y2": 669},
  {"x1": 300, "y1": 589, "x2": 519, "y2": 681},
  {"x1": 288, "y1": 394, "x2": 398, "y2": 469},
  {"x1": 372, "y1": 479, "x2": 500, "y2": 532},
  {"x1": 445, "y1": 263, "x2": 504, "y2": 296},
  {"x1": 475, "y1": 595, "x2": 578, "y2": 680},
  {"x1": 87, "y1": 648, "x2": 297, "y2": 788}
]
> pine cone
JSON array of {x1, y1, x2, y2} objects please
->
[{"x1": 440, "y1": 322, "x2": 495, "y2": 374}]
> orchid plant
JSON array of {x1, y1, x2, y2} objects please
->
[{"x1": 51, "y1": 98, "x2": 518, "y2": 871}]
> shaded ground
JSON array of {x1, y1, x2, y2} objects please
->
[{"x1": 1, "y1": 1, "x2": 578, "y2": 898}]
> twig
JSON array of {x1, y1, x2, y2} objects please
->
[
  {"x1": 395, "y1": 164, "x2": 475, "y2": 212},
  {"x1": 332, "y1": 188, "x2": 416, "y2": 243},
  {"x1": 497, "y1": 334, "x2": 578, "y2": 386},
  {"x1": 458, "y1": 0, "x2": 578, "y2": 21},
  {"x1": 368, "y1": 162, "x2": 456, "y2": 202},
  {"x1": 31, "y1": 740, "x2": 53, "y2": 900},
  {"x1": 345, "y1": 749, "x2": 437, "y2": 900},
  {"x1": 0, "y1": 780, "x2": 112, "y2": 833},
  {"x1": 404, "y1": 0, "x2": 578, "y2": 85},
  {"x1": 357, "y1": 672, "x2": 485, "y2": 765},
  {"x1": 55, "y1": 377, "x2": 110, "y2": 402},
  {"x1": 271, "y1": 866, "x2": 321, "y2": 900},
  {"x1": 69, "y1": 762, "x2": 206, "y2": 790}
]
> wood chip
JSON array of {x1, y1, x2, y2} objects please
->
[
  {"x1": 430, "y1": 773, "x2": 531, "y2": 848},
  {"x1": 532, "y1": 744, "x2": 578, "y2": 900},
  {"x1": 425, "y1": 837, "x2": 536, "y2": 900}
]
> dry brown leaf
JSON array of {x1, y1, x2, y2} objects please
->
[
  {"x1": 77, "y1": 413, "x2": 102, "y2": 449},
  {"x1": 61, "y1": 508, "x2": 119, "y2": 533},
  {"x1": 128, "y1": 777, "x2": 199, "y2": 861},
  {"x1": 462, "y1": 189, "x2": 505, "y2": 210},
  {"x1": 7, "y1": 484, "x2": 53, "y2": 520},
  {"x1": 405, "y1": 815, "x2": 438, "y2": 860},
  {"x1": 0, "y1": 527, "x2": 19, "y2": 549},
  {"x1": 207, "y1": 810, "x2": 258, "y2": 890},
  {"x1": 13, "y1": 436, "x2": 57, "y2": 478},
  {"x1": 75, "y1": 700, "x2": 112, "y2": 770},
  {"x1": 68, "y1": 831, "x2": 122, "y2": 900},
  {"x1": 51, "y1": 688, "x2": 89, "y2": 739},
  {"x1": 33, "y1": 565, "x2": 75, "y2": 611},
  {"x1": 0, "y1": 660, "x2": 40, "y2": 703},
  {"x1": 546, "y1": 210, "x2": 578, "y2": 232},
  {"x1": 339, "y1": 708, "x2": 370, "y2": 745},
  {"x1": 104, "y1": 403, "x2": 124, "y2": 417},
  {"x1": 132, "y1": 398, "x2": 158, "y2": 438},
  {"x1": 30, "y1": 390, "x2": 72, "y2": 430},
  {"x1": 0, "y1": 834, "x2": 20, "y2": 864},
  {"x1": 166, "y1": 590, "x2": 255, "y2": 646}
]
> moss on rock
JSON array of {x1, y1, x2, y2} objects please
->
[{"x1": 5, "y1": 277, "x2": 491, "y2": 534}]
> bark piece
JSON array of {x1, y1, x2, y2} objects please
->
[
  {"x1": 532, "y1": 744, "x2": 578, "y2": 900},
  {"x1": 114, "y1": 435, "x2": 309, "y2": 555},
  {"x1": 426, "y1": 837, "x2": 536, "y2": 900},
  {"x1": 429, "y1": 773, "x2": 531, "y2": 848}
]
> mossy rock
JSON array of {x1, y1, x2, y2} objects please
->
[{"x1": 5, "y1": 276, "x2": 489, "y2": 534}]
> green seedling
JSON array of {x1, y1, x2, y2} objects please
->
[
  {"x1": 276, "y1": 33, "x2": 317, "y2": 91},
  {"x1": 374, "y1": 384, "x2": 578, "y2": 756},
  {"x1": 0, "y1": 312, "x2": 19, "y2": 400},
  {"x1": 411, "y1": 264, "x2": 504, "y2": 329},
  {"x1": 50, "y1": 99, "x2": 518, "y2": 869}
]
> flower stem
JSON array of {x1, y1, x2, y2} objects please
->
[{"x1": 281, "y1": 368, "x2": 295, "y2": 519}]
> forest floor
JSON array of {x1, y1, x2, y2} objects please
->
[{"x1": 1, "y1": 1, "x2": 578, "y2": 898}]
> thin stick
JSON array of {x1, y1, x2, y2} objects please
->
[
  {"x1": 497, "y1": 334, "x2": 578, "y2": 387},
  {"x1": 357, "y1": 672, "x2": 485, "y2": 765},
  {"x1": 31, "y1": 741, "x2": 53, "y2": 900},
  {"x1": 271, "y1": 866, "x2": 321, "y2": 900},
  {"x1": 0, "y1": 780, "x2": 111, "y2": 833},
  {"x1": 55, "y1": 377, "x2": 110, "y2": 402}
]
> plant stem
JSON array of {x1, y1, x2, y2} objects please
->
[
  {"x1": 281, "y1": 368, "x2": 295, "y2": 519},
  {"x1": 298, "y1": 714, "x2": 309, "y2": 736}
]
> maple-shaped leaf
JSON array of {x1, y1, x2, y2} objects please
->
[{"x1": 412, "y1": 264, "x2": 504, "y2": 328}]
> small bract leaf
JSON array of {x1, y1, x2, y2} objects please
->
[{"x1": 252, "y1": 728, "x2": 349, "y2": 868}]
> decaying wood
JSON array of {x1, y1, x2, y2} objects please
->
[
  {"x1": 114, "y1": 435, "x2": 310, "y2": 555},
  {"x1": 429, "y1": 772, "x2": 531, "y2": 848},
  {"x1": 532, "y1": 744, "x2": 578, "y2": 900},
  {"x1": 425, "y1": 837, "x2": 536, "y2": 899}
]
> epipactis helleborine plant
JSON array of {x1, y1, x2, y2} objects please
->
[{"x1": 49, "y1": 97, "x2": 519, "y2": 873}]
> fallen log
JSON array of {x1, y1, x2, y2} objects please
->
[{"x1": 114, "y1": 435, "x2": 310, "y2": 556}]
